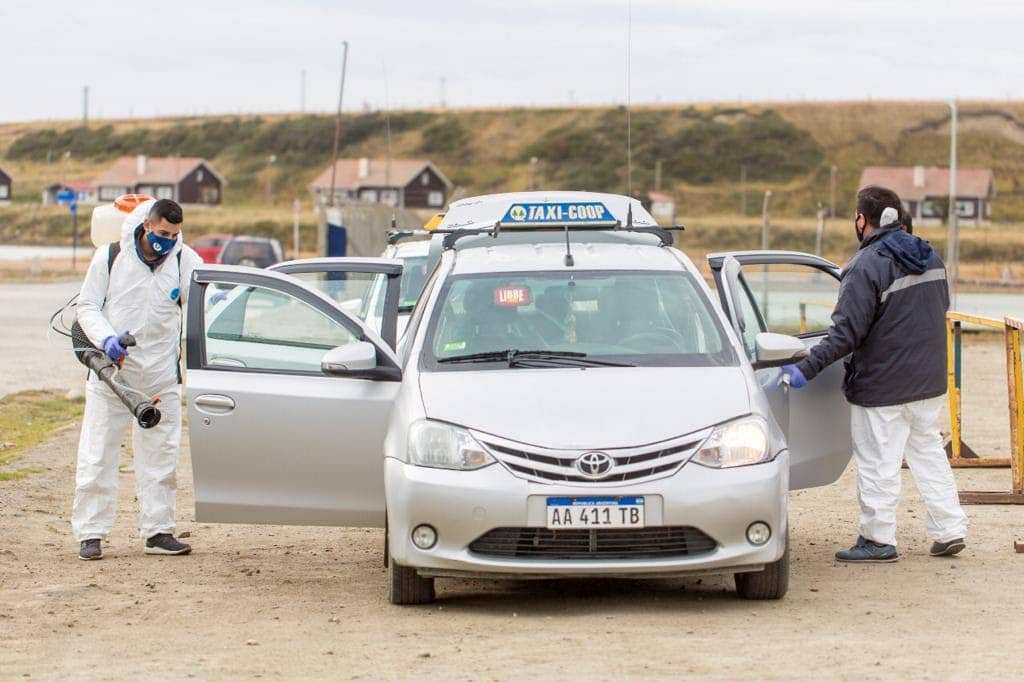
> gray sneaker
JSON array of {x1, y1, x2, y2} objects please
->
[
  {"x1": 79, "y1": 539, "x2": 102, "y2": 561},
  {"x1": 929, "y1": 538, "x2": 966, "y2": 557},
  {"x1": 144, "y1": 533, "x2": 192, "y2": 556},
  {"x1": 835, "y1": 536, "x2": 899, "y2": 563}
]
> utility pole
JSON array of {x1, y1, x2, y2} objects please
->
[
  {"x1": 740, "y1": 164, "x2": 748, "y2": 215},
  {"x1": 815, "y1": 203, "x2": 827, "y2": 258},
  {"x1": 293, "y1": 198, "x2": 302, "y2": 258},
  {"x1": 82, "y1": 86, "x2": 89, "y2": 127},
  {"x1": 829, "y1": 165, "x2": 837, "y2": 218},
  {"x1": 946, "y1": 99, "x2": 960, "y2": 307},
  {"x1": 265, "y1": 155, "x2": 276, "y2": 204},
  {"x1": 439, "y1": 77, "x2": 446, "y2": 109},
  {"x1": 654, "y1": 159, "x2": 662, "y2": 192},
  {"x1": 528, "y1": 157, "x2": 538, "y2": 190},
  {"x1": 761, "y1": 190, "x2": 772, "y2": 250},
  {"x1": 328, "y1": 42, "x2": 349, "y2": 208},
  {"x1": 323, "y1": 41, "x2": 350, "y2": 258},
  {"x1": 300, "y1": 69, "x2": 306, "y2": 113},
  {"x1": 761, "y1": 190, "x2": 772, "y2": 314}
]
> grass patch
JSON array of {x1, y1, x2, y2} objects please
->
[{"x1": 0, "y1": 389, "x2": 84, "y2": 481}]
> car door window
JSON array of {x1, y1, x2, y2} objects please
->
[
  {"x1": 740, "y1": 264, "x2": 839, "y2": 336},
  {"x1": 288, "y1": 271, "x2": 386, "y2": 332},
  {"x1": 204, "y1": 283, "x2": 357, "y2": 373},
  {"x1": 733, "y1": 275, "x2": 764, "y2": 358},
  {"x1": 400, "y1": 265, "x2": 441, "y2": 365}
]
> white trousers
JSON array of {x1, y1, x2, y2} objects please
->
[
  {"x1": 71, "y1": 380, "x2": 182, "y2": 542},
  {"x1": 851, "y1": 394, "x2": 968, "y2": 546}
]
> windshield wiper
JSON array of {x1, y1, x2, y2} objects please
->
[{"x1": 437, "y1": 349, "x2": 633, "y2": 368}]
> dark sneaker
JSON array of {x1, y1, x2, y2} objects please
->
[
  {"x1": 144, "y1": 533, "x2": 192, "y2": 556},
  {"x1": 930, "y1": 538, "x2": 966, "y2": 557},
  {"x1": 835, "y1": 536, "x2": 899, "y2": 563},
  {"x1": 79, "y1": 539, "x2": 102, "y2": 561}
]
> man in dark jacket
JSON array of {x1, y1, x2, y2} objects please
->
[{"x1": 783, "y1": 185, "x2": 967, "y2": 562}]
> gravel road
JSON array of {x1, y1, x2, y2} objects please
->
[
  {"x1": 0, "y1": 279, "x2": 87, "y2": 398},
  {"x1": 1, "y1": 409, "x2": 1022, "y2": 679}
]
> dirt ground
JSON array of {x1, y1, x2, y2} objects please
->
[{"x1": 1, "y1": 335, "x2": 1023, "y2": 681}]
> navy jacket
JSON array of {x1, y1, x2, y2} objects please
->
[{"x1": 795, "y1": 224, "x2": 949, "y2": 407}]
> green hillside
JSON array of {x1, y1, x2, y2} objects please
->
[{"x1": 3, "y1": 100, "x2": 1024, "y2": 221}]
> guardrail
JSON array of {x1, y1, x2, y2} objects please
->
[{"x1": 946, "y1": 312, "x2": 1024, "y2": 504}]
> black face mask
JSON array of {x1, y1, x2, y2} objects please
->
[{"x1": 854, "y1": 214, "x2": 865, "y2": 243}]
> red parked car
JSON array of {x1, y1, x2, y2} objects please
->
[{"x1": 190, "y1": 233, "x2": 235, "y2": 264}]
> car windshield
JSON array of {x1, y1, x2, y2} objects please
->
[{"x1": 422, "y1": 270, "x2": 736, "y2": 370}]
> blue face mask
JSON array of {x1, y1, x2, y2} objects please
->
[{"x1": 146, "y1": 231, "x2": 178, "y2": 255}]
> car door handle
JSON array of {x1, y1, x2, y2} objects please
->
[{"x1": 193, "y1": 394, "x2": 236, "y2": 414}]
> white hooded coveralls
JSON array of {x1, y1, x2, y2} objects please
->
[
  {"x1": 851, "y1": 395, "x2": 968, "y2": 546},
  {"x1": 72, "y1": 200, "x2": 202, "y2": 542}
]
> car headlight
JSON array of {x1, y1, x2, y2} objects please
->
[
  {"x1": 692, "y1": 416, "x2": 771, "y2": 468},
  {"x1": 406, "y1": 420, "x2": 495, "y2": 470}
]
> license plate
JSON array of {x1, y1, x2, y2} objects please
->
[{"x1": 546, "y1": 496, "x2": 645, "y2": 529}]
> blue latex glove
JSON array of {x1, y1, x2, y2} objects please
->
[
  {"x1": 210, "y1": 291, "x2": 228, "y2": 305},
  {"x1": 102, "y1": 334, "x2": 129, "y2": 363},
  {"x1": 782, "y1": 364, "x2": 807, "y2": 389}
]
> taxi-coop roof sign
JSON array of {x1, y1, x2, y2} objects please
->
[{"x1": 501, "y1": 201, "x2": 614, "y2": 225}]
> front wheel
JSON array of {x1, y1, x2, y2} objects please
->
[
  {"x1": 388, "y1": 560, "x2": 435, "y2": 605},
  {"x1": 734, "y1": 535, "x2": 789, "y2": 600}
]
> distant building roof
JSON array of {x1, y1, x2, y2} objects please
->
[
  {"x1": 859, "y1": 166, "x2": 994, "y2": 200},
  {"x1": 95, "y1": 156, "x2": 225, "y2": 186},
  {"x1": 647, "y1": 191, "x2": 674, "y2": 203},
  {"x1": 47, "y1": 181, "x2": 96, "y2": 191},
  {"x1": 309, "y1": 158, "x2": 452, "y2": 191}
]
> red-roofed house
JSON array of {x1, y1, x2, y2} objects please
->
[
  {"x1": 94, "y1": 155, "x2": 225, "y2": 205},
  {"x1": 309, "y1": 158, "x2": 451, "y2": 209},
  {"x1": 858, "y1": 166, "x2": 995, "y2": 225},
  {"x1": 43, "y1": 181, "x2": 98, "y2": 206}
]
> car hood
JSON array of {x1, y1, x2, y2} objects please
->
[{"x1": 419, "y1": 366, "x2": 751, "y2": 449}]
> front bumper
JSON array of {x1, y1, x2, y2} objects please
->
[{"x1": 385, "y1": 452, "x2": 789, "y2": 578}]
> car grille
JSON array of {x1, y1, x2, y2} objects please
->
[
  {"x1": 474, "y1": 431, "x2": 710, "y2": 485},
  {"x1": 469, "y1": 526, "x2": 717, "y2": 560}
]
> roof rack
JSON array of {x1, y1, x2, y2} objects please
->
[
  {"x1": 434, "y1": 221, "x2": 685, "y2": 250},
  {"x1": 385, "y1": 229, "x2": 431, "y2": 246}
]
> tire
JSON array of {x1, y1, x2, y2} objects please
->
[
  {"x1": 735, "y1": 535, "x2": 789, "y2": 600},
  {"x1": 388, "y1": 560, "x2": 435, "y2": 605}
]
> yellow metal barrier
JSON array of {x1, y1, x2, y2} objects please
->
[
  {"x1": 797, "y1": 300, "x2": 836, "y2": 334},
  {"x1": 946, "y1": 311, "x2": 1024, "y2": 504}
]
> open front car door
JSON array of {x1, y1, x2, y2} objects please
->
[
  {"x1": 708, "y1": 250, "x2": 852, "y2": 489},
  {"x1": 185, "y1": 264, "x2": 403, "y2": 526}
]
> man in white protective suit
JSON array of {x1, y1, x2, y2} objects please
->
[
  {"x1": 73, "y1": 198, "x2": 203, "y2": 560},
  {"x1": 782, "y1": 185, "x2": 968, "y2": 562}
]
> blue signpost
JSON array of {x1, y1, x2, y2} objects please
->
[{"x1": 55, "y1": 189, "x2": 79, "y2": 269}]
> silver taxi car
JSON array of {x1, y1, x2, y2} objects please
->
[{"x1": 185, "y1": 191, "x2": 851, "y2": 604}]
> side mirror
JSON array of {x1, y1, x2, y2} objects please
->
[
  {"x1": 751, "y1": 332, "x2": 809, "y2": 370},
  {"x1": 321, "y1": 342, "x2": 402, "y2": 381}
]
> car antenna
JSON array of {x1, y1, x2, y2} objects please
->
[
  {"x1": 626, "y1": 203, "x2": 633, "y2": 228},
  {"x1": 563, "y1": 223, "x2": 574, "y2": 267}
]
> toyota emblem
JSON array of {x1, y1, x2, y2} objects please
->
[{"x1": 575, "y1": 451, "x2": 614, "y2": 478}]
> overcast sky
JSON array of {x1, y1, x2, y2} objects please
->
[{"x1": 3, "y1": 0, "x2": 1024, "y2": 122}]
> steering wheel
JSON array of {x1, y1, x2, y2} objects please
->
[{"x1": 620, "y1": 328, "x2": 687, "y2": 352}]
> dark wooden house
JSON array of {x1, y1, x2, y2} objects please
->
[
  {"x1": 309, "y1": 158, "x2": 452, "y2": 209},
  {"x1": 94, "y1": 156, "x2": 225, "y2": 205},
  {"x1": 0, "y1": 165, "x2": 12, "y2": 203}
]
